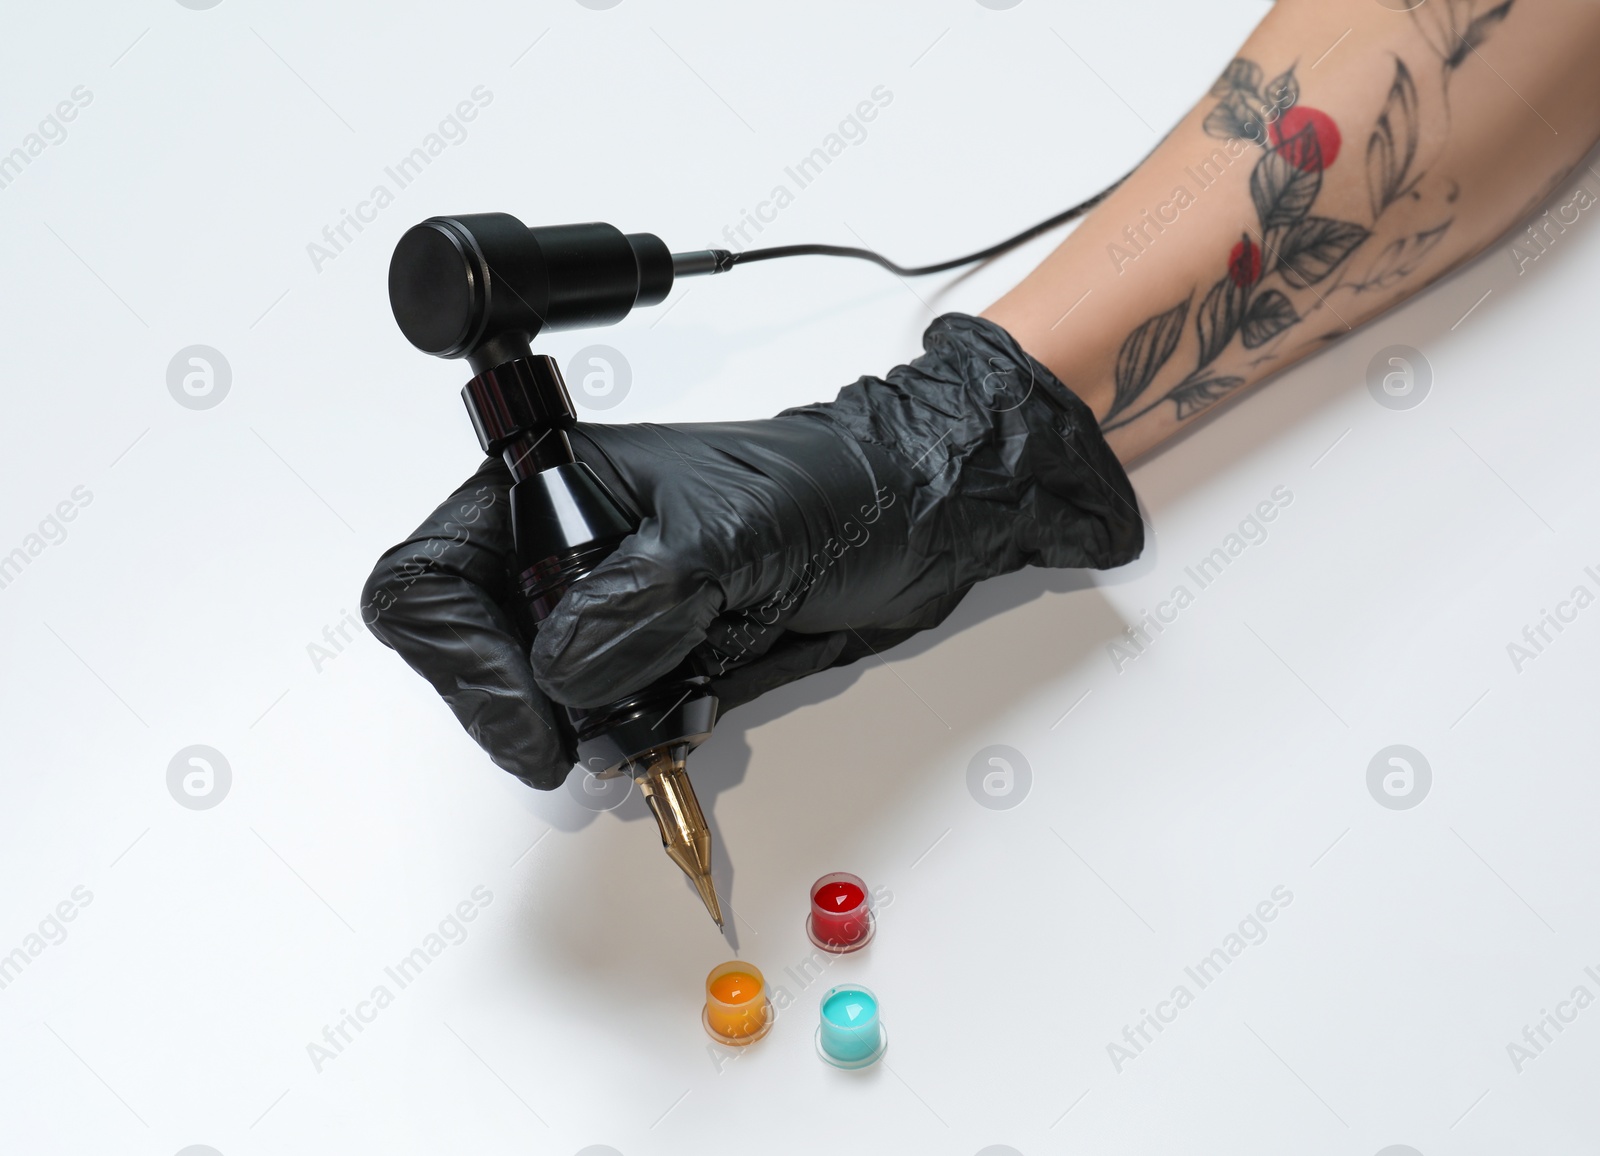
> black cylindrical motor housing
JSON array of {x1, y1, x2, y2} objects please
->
[
  {"x1": 457, "y1": 353, "x2": 716, "y2": 777},
  {"x1": 388, "y1": 213, "x2": 673, "y2": 373}
]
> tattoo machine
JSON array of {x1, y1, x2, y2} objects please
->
[{"x1": 386, "y1": 187, "x2": 1126, "y2": 929}]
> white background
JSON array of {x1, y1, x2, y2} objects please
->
[{"x1": 3, "y1": 1, "x2": 1598, "y2": 1153}]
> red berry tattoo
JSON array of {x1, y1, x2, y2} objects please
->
[
  {"x1": 1228, "y1": 237, "x2": 1263, "y2": 288},
  {"x1": 1270, "y1": 106, "x2": 1342, "y2": 172}
]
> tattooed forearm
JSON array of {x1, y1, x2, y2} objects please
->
[
  {"x1": 984, "y1": 0, "x2": 1600, "y2": 462},
  {"x1": 1099, "y1": 1, "x2": 1515, "y2": 434}
]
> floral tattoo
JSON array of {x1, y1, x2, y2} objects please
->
[{"x1": 1101, "y1": 1, "x2": 1515, "y2": 432}]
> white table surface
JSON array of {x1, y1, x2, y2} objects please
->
[{"x1": 4, "y1": 2, "x2": 1599, "y2": 1153}]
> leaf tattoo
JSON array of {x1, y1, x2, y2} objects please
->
[
  {"x1": 1276, "y1": 217, "x2": 1372, "y2": 287},
  {"x1": 1196, "y1": 274, "x2": 1248, "y2": 367},
  {"x1": 1250, "y1": 124, "x2": 1323, "y2": 228},
  {"x1": 1355, "y1": 219, "x2": 1454, "y2": 290},
  {"x1": 1170, "y1": 375, "x2": 1247, "y2": 420},
  {"x1": 1205, "y1": 91, "x2": 1268, "y2": 144},
  {"x1": 1205, "y1": 59, "x2": 1297, "y2": 145},
  {"x1": 1413, "y1": 0, "x2": 1470, "y2": 60},
  {"x1": 1264, "y1": 66, "x2": 1300, "y2": 114},
  {"x1": 1412, "y1": 0, "x2": 1516, "y2": 73},
  {"x1": 1209, "y1": 58, "x2": 1264, "y2": 99},
  {"x1": 1447, "y1": 0, "x2": 1514, "y2": 68},
  {"x1": 1397, "y1": 217, "x2": 1453, "y2": 275},
  {"x1": 1367, "y1": 59, "x2": 1421, "y2": 218},
  {"x1": 1108, "y1": 297, "x2": 1189, "y2": 421},
  {"x1": 1240, "y1": 291, "x2": 1300, "y2": 348}
]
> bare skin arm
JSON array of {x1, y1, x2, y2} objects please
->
[{"x1": 984, "y1": 0, "x2": 1600, "y2": 464}]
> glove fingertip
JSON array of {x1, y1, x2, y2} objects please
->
[{"x1": 444, "y1": 680, "x2": 575, "y2": 790}]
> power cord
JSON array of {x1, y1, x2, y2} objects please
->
[{"x1": 670, "y1": 162, "x2": 1137, "y2": 280}]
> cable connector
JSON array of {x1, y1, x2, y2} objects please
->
[{"x1": 671, "y1": 249, "x2": 737, "y2": 277}]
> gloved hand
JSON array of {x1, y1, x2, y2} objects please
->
[{"x1": 362, "y1": 313, "x2": 1143, "y2": 790}]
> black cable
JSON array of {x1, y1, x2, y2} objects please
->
[{"x1": 725, "y1": 169, "x2": 1128, "y2": 277}]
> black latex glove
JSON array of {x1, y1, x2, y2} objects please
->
[{"x1": 363, "y1": 313, "x2": 1143, "y2": 790}]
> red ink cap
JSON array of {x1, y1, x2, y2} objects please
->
[{"x1": 806, "y1": 871, "x2": 874, "y2": 954}]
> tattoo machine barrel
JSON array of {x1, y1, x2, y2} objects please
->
[{"x1": 387, "y1": 213, "x2": 734, "y2": 930}]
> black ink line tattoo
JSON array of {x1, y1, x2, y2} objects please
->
[{"x1": 1412, "y1": 0, "x2": 1515, "y2": 79}]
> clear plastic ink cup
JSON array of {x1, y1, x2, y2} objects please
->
[
  {"x1": 806, "y1": 871, "x2": 874, "y2": 954},
  {"x1": 702, "y1": 961, "x2": 773, "y2": 1046},
  {"x1": 815, "y1": 984, "x2": 887, "y2": 1069}
]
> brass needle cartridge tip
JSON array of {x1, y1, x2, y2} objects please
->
[{"x1": 634, "y1": 746, "x2": 722, "y2": 929}]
